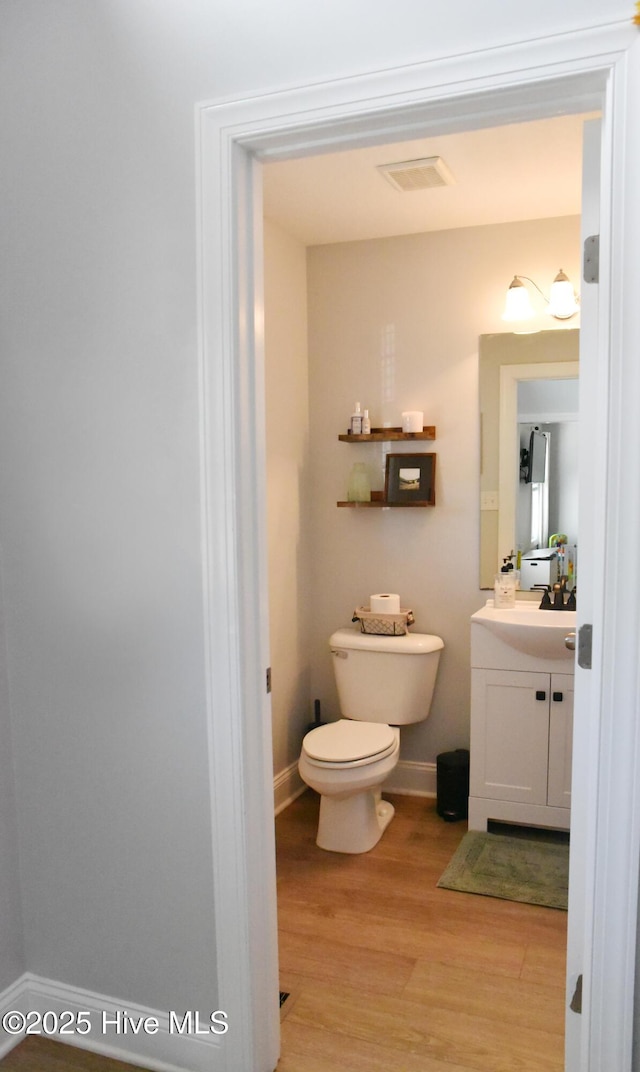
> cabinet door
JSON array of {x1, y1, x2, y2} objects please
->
[
  {"x1": 470, "y1": 669, "x2": 550, "y2": 805},
  {"x1": 547, "y1": 672, "x2": 574, "y2": 808}
]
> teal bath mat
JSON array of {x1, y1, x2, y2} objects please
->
[{"x1": 437, "y1": 830, "x2": 569, "y2": 910}]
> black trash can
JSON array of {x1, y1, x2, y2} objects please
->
[{"x1": 436, "y1": 749, "x2": 470, "y2": 822}]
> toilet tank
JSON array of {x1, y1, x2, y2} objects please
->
[{"x1": 329, "y1": 627, "x2": 444, "y2": 725}]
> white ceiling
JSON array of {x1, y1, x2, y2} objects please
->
[{"x1": 262, "y1": 113, "x2": 593, "y2": 246}]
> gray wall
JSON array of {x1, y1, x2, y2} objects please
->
[
  {"x1": 0, "y1": 570, "x2": 24, "y2": 991},
  {"x1": 1, "y1": 2, "x2": 219, "y2": 1012}
]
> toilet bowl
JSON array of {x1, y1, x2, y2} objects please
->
[
  {"x1": 298, "y1": 626, "x2": 444, "y2": 854},
  {"x1": 299, "y1": 720, "x2": 400, "y2": 853}
]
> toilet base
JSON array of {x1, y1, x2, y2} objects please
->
[{"x1": 316, "y1": 789, "x2": 396, "y2": 854}]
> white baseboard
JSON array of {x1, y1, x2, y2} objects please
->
[
  {"x1": 273, "y1": 758, "x2": 437, "y2": 812},
  {"x1": 274, "y1": 760, "x2": 306, "y2": 815},
  {"x1": 0, "y1": 973, "x2": 224, "y2": 1071},
  {"x1": 384, "y1": 759, "x2": 437, "y2": 798},
  {"x1": 0, "y1": 975, "x2": 28, "y2": 1060}
]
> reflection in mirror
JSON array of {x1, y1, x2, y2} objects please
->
[
  {"x1": 479, "y1": 330, "x2": 579, "y2": 589},
  {"x1": 516, "y1": 378, "x2": 579, "y2": 588}
]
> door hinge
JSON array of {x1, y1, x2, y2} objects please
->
[
  {"x1": 266, "y1": 667, "x2": 272, "y2": 694},
  {"x1": 583, "y1": 235, "x2": 599, "y2": 284},
  {"x1": 578, "y1": 624, "x2": 593, "y2": 670},
  {"x1": 570, "y1": 974, "x2": 583, "y2": 1014}
]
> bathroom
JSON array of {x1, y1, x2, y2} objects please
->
[{"x1": 263, "y1": 117, "x2": 584, "y2": 814}]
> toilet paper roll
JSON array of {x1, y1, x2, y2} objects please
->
[
  {"x1": 370, "y1": 593, "x2": 401, "y2": 614},
  {"x1": 401, "y1": 411, "x2": 424, "y2": 433}
]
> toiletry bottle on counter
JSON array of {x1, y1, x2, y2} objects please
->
[
  {"x1": 350, "y1": 402, "x2": 363, "y2": 435},
  {"x1": 494, "y1": 561, "x2": 516, "y2": 608},
  {"x1": 362, "y1": 408, "x2": 371, "y2": 435}
]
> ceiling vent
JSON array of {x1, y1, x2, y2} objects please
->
[{"x1": 377, "y1": 156, "x2": 456, "y2": 192}]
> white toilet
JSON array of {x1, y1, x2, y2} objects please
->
[{"x1": 298, "y1": 626, "x2": 444, "y2": 853}]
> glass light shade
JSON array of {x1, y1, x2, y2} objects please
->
[
  {"x1": 502, "y1": 277, "x2": 535, "y2": 321},
  {"x1": 547, "y1": 269, "x2": 579, "y2": 319}
]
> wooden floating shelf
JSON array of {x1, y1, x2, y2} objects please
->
[
  {"x1": 337, "y1": 500, "x2": 433, "y2": 508},
  {"x1": 338, "y1": 425, "x2": 435, "y2": 443}
]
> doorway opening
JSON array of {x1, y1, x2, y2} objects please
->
[
  {"x1": 263, "y1": 114, "x2": 585, "y2": 1070},
  {"x1": 196, "y1": 37, "x2": 639, "y2": 1069}
]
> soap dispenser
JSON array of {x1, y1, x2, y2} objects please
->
[{"x1": 494, "y1": 559, "x2": 516, "y2": 608}]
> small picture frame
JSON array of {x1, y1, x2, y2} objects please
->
[{"x1": 384, "y1": 452, "x2": 436, "y2": 505}]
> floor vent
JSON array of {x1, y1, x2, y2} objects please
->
[{"x1": 377, "y1": 155, "x2": 455, "y2": 192}]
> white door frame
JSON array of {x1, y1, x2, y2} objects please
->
[{"x1": 196, "y1": 21, "x2": 640, "y2": 1071}]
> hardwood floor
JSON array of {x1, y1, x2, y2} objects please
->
[
  {"x1": 276, "y1": 791, "x2": 567, "y2": 1072},
  {"x1": 1, "y1": 792, "x2": 567, "y2": 1072},
  {"x1": 0, "y1": 1036, "x2": 142, "y2": 1071}
]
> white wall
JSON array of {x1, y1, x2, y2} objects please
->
[
  {"x1": 264, "y1": 220, "x2": 314, "y2": 781},
  {"x1": 0, "y1": 0, "x2": 633, "y2": 1065},
  {"x1": 305, "y1": 216, "x2": 581, "y2": 761}
]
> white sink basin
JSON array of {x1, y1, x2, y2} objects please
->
[{"x1": 471, "y1": 599, "x2": 576, "y2": 659}]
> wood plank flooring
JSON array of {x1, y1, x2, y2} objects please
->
[
  {"x1": 0, "y1": 1036, "x2": 142, "y2": 1071},
  {"x1": 276, "y1": 791, "x2": 567, "y2": 1072},
  {"x1": 0, "y1": 792, "x2": 567, "y2": 1072}
]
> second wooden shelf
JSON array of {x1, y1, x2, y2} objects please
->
[{"x1": 337, "y1": 500, "x2": 433, "y2": 508}]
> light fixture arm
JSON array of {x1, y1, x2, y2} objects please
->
[{"x1": 512, "y1": 275, "x2": 550, "y2": 303}]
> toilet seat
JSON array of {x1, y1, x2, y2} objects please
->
[{"x1": 302, "y1": 719, "x2": 397, "y2": 768}]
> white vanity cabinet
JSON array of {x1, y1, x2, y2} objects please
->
[{"x1": 469, "y1": 612, "x2": 575, "y2": 832}]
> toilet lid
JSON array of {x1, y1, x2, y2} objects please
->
[{"x1": 303, "y1": 719, "x2": 396, "y2": 764}]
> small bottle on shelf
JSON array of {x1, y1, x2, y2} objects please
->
[
  {"x1": 362, "y1": 408, "x2": 371, "y2": 435},
  {"x1": 350, "y1": 402, "x2": 363, "y2": 435}
]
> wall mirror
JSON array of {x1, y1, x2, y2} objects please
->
[{"x1": 479, "y1": 330, "x2": 579, "y2": 589}]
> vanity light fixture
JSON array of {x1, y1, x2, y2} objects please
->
[{"x1": 502, "y1": 269, "x2": 580, "y2": 322}]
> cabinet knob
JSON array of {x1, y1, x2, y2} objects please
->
[
  {"x1": 553, "y1": 691, "x2": 563, "y2": 702},
  {"x1": 536, "y1": 690, "x2": 547, "y2": 701}
]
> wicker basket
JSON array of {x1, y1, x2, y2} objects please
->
[{"x1": 352, "y1": 606, "x2": 415, "y2": 636}]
